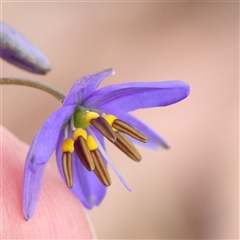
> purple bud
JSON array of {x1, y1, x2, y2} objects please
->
[{"x1": 0, "y1": 21, "x2": 50, "y2": 74}]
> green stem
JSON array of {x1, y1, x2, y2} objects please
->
[{"x1": 0, "y1": 78, "x2": 65, "y2": 102}]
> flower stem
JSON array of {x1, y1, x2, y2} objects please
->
[{"x1": 0, "y1": 78, "x2": 65, "y2": 102}]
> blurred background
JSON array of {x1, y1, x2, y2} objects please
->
[{"x1": 1, "y1": 2, "x2": 238, "y2": 239}]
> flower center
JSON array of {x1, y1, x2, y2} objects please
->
[
  {"x1": 73, "y1": 108, "x2": 91, "y2": 129},
  {"x1": 61, "y1": 107, "x2": 148, "y2": 190}
]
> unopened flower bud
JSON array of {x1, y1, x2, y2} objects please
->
[{"x1": 0, "y1": 21, "x2": 50, "y2": 74}]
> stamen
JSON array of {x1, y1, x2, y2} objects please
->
[
  {"x1": 62, "y1": 152, "x2": 73, "y2": 188},
  {"x1": 74, "y1": 136, "x2": 95, "y2": 171},
  {"x1": 91, "y1": 149, "x2": 111, "y2": 186},
  {"x1": 61, "y1": 138, "x2": 74, "y2": 153},
  {"x1": 84, "y1": 111, "x2": 99, "y2": 123},
  {"x1": 61, "y1": 138, "x2": 74, "y2": 188},
  {"x1": 86, "y1": 135, "x2": 98, "y2": 151},
  {"x1": 88, "y1": 128, "x2": 132, "y2": 192},
  {"x1": 90, "y1": 117, "x2": 116, "y2": 143},
  {"x1": 102, "y1": 115, "x2": 117, "y2": 126},
  {"x1": 72, "y1": 128, "x2": 87, "y2": 141},
  {"x1": 112, "y1": 119, "x2": 148, "y2": 143},
  {"x1": 114, "y1": 132, "x2": 142, "y2": 162}
]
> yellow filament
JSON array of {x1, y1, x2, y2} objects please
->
[
  {"x1": 62, "y1": 138, "x2": 74, "y2": 153},
  {"x1": 84, "y1": 112, "x2": 99, "y2": 123},
  {"x1": 86, "y1": 135, "x2": 98, "y2": 151},
  {"x1": 72, "y1": 128, "x2": 87, "y2": 141},
  {"x1": 102, "y1": 115, "x2": 117, "y2": 126}
]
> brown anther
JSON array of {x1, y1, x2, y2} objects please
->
[
  {"x1": 90, "y1": 117, "x2": 116, "y2": 143},
  {"x1": 74, "y1": 136, "x2": 95, "y2": 171},
  {"x1": 112, "y1": 119, "x2": 148, "y2": 143},
  {"x1": 114, "y1": 132, "x2": 142, "y2": 162},
  {"x1": 62, "y1": 152, "x2": 73, "y2": 188},
  {"x1": 91, "y1": 149, "x2": 111, "y2": 186}
]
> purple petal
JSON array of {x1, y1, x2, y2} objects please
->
[
  {"x1": 30, "y1": 105, "x2": 75, "y2": 165},
  {"x1": 63, "y1": 69, "x2": 115, "y2": 106},
  {"x1": 83, "y1": 80, "x2": 190, "y2": 112},
  {"x1": 56, "y1": 128, "x2": 107, "y2": 209},
  {"x1": 23, "y1": 133, "x2": 46, "y2": 220},
  {"x1": 0, "y1": 22, "x2": 50, "y2": 74}
]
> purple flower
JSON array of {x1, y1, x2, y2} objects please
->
[
  {"x1": 0, "y1": 21, "x2": 50, "y2": 74},
  {"x1": 23, "y1": 69, "x2": 190, "y2": 220}
]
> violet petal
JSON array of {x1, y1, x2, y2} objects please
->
[
  {"x1": 23, "y1": 132, "x2": 46, "y2": 220},
  {"x1": 84, "y1": 80, "x2": 190, "y2": 112},
  {"x1": 30, "y1": 105, "x2": 75, "y2": 165},
  {"x1": 63, "y1": 69, "x2": 115, "y2": 106}
]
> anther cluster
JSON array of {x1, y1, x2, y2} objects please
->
[{"x1": 61, "y1": 109, "x2": 148, "y2": 188}]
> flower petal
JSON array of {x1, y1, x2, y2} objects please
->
[
  {"x1": 63, "y1": 69, "x2": 115, "y2": 106},
  {"x1": 23, "y1": 133, "x2": 46, "y2": 220},
  {"x1": 83, "y1": 80, "x2": 190, "y2": 112},
  {"x1": 56, "y1": 128, "x2": 107, "y2": 209},
  {"x1": 31, "y1": 105, "x2": 75, "y2": 165},
  {"x1": 104, "y1": 110, "x2": 168, "y2": 150}
]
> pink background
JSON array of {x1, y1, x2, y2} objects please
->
[{"x1": 1, "y1": 2, "x2": 238, "y2": 239}]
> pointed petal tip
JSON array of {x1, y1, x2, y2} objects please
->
[
  {"x1": 98, "y1": 68, "x2": 115, "y2": 76},
  {"x1": 111, "y1": 69, "x2": 116, "y2": 75},
  {"x1": 23, "y1": 211, "x2": 32, "y2": 221},
  {"x1": 24, "y1": 215, "x2": 30, "y2": 221},
  {"x1": 167, "y1": 80, "x2": 190, "y2": 100},
  {"x1": 161, "y1": 142, "x2": 170, "y2": 149},
  {"x1": 184, "y1": 82, "x2": 190, "y2": 97},
  {"x1": 179, "y1": 81, "x2": 190, "y2": 99}
]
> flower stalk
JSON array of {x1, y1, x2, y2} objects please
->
[{"x1": 0, "y1": 78, "x2": 65, "y2": 102}]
